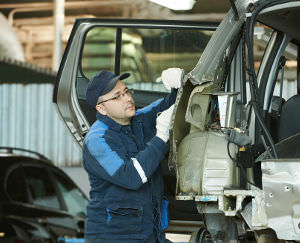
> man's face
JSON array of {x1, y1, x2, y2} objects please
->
[{"x1": 96, "y1": 80, "x2": 135, "y2": 125}]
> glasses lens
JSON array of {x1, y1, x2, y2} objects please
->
[{"x1": 96, "y1": 89, "x2": 134, "y2": 105}]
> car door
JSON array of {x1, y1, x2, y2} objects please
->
[
  {"x1": 22, "y1": 165, "x2": 80, "y2": 238},
  {"x1": 49, "y1": 167, "x2": 88, "y2": 237},
  {"x1": 53, "y1": 18, "x2": 218, "y2": 230}
]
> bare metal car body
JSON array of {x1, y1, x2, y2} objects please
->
[
  {"x1": 170, "y1": 0, "x2": 300, "y2": 241},
  {"x1": 54, "y1": 0, "x2": 300, "y2": 242}
]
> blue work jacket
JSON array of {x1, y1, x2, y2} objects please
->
[{"x1": 83, "y1": 90, "x2": 176, "y2": 241}]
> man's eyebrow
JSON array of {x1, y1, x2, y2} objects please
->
[
  {"x1": 111, "y1": 87, "x2": 128, "y2": 96},
  {"x1": 111, "y1": 90, "x2": 121, "y2": 96}
]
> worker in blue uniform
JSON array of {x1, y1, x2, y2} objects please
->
[{"x1": 83, "y1": 68, "x2": 184, "y2": 243}]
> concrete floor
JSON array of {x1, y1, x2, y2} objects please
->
[{"x1": 166, "y1": 233, "x2": 191, "y2": 242}]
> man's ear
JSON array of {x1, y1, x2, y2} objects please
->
[{"x1": 96, "y1": 104, "x2": 107, "y2": 115}]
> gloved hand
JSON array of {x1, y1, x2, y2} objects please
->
[
  {"x1": 161, "y1": 68, "x2": 184, "y2": 90},
  {"x1": 156, "y1": 105, "x2": 175, "y2": 142}
]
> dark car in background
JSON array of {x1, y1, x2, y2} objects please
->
[{"x1": 0, "y1": 147, "x2": 88, "y2": 242}]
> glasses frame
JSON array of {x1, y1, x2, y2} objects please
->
[{"x1": 96, "y1": 88, "x2": 134, "y2": 105}]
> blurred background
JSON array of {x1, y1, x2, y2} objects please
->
[
  {"x1": 1, "y1": 1, "x2": 299, "y2": 242},
  {"x1": 0, "y1": 0, "x2": 231, "y2": 174},
  {"x1": 0, "y1": 2, "x2": 231, "y2": 241},
  {"x1": 0, "y1": 0, "x2": 230, "y2": 70}
]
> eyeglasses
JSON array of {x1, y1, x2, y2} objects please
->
[{"x1": 97, "y1": 88, "x2": 134, "y2": 105}]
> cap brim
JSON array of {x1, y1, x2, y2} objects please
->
[
  {"x1": 119, "y1": 72, "x2": 130, "y2": 80},
  {"x1": 101, "y1": 72, "x2": 131, "y2": 95}
]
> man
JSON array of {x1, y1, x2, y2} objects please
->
[{"x1": 83, "y1": 69, "x2": 184, "y2": 243}]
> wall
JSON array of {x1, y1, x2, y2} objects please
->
[{"x1": 0, "y1": 82, "x2": 82, "y2": 166}]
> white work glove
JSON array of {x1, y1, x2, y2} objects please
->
[
  {"x1": 161, "y1": 68, "x2": 184, "y2": 90},
  {"x1": 156, "y1": 105, "x2": 175, "y2": 143}
]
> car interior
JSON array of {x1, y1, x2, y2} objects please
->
[{"x1": 256, "y1": 3, "x2": 300, "y2": 159}]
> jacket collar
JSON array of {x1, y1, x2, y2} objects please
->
[{"x1": 96, "y1": 112, "x2": 122, "y2": 132}]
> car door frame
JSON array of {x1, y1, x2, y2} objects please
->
[{"x1": 53, "y1": 18, "x2": 219, "y2": 145}]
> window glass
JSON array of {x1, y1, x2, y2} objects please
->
[
  {"x1": 272, "y1": 42, "x2": 298, "y2": 101},
  {"x1": 6, "y1": 166, "x2": 28, "y2": 203},
  {"x1": 52, "y1": 171, "x2": 88, "y2": 217},
  {"x1": 253, "y1": 24, "x2": 273, "y2": 75},
  {"x1": 121, "y1": 28, "x2": 212, "y2": 91},
  {"x1": 81, "y1": 27, "x2": 117, "y2": 79},
  {"x1": 81, "y1": 26, "x2": 213, "y2": 92},
  {"x1": 23, "y1": 166, "x2": 60, "y2": 209},
  {"x1": 254, "y1": 24, "x2": 298, "y2": 101}
]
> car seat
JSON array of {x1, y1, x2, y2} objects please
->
[
  {"x1": 278, "y1": 94, "x2": 300, "y2": 141},
  {"x1": 269, "y1": 96, "x2": 285, "y2": 143}
]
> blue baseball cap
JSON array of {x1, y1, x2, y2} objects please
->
[{"x1": 86, "y1": 70, "x2": 130, "y2": 107}]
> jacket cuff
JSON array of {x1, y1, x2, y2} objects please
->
[{"x1": 153, "y1": 136, "x2": 169, "y2": 156}]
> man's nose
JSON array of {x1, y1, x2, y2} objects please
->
[{"x1": 124, "y1": 93, "x2": 133, "y2": 102}]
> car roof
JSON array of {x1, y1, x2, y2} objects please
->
[
  {"x1": 0, "y1": 147, "x2": 53, "y2": 168},
  {"x1": 258, "y1": 2, "x2": 300, "y2": 43},
  {"x1": 0, "y1": 147, "x2": 50, "y2": 160},
  {"x1": 0, "y1": 155, "x2": 55, "y2": 174}
]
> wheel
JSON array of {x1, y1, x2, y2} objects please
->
[{"x1": 190, "y1": 228, "x2": 212, "y2": 243}]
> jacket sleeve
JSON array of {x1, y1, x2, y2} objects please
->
[{"x1": 83, "y1": 133, "x2": 169, "y2": 190}]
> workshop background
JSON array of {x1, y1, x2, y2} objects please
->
[
  {"x1": 0, "y1": 0, "x2": 231, "y2": 187},
  {"x1": 0, "y1": 1, "x2": 297, "y2": 242},
  {"x1": 0, "y1": 0, "x2": 231, "y2": 164}
]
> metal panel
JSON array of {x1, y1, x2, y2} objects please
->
[
  {"x1": 0, "y1": 82, "x2": 82, "y2": 166},
  {"x1": 262, "y1": 159, "x2": 300, "y2": 241}
]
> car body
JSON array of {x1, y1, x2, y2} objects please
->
[
  {"x1": 54, "y1": 1, "x2": 300, "y2": 241},
  {"x1": 0, "y1": 147, "x2": 88, "y2": 242}
]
